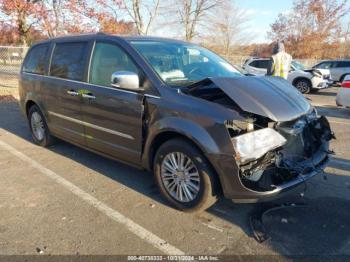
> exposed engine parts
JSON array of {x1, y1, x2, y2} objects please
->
[{"x1": 238, "y1": 113, "x2": 334, "y2": 192}]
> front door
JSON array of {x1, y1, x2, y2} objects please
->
[{"x1": 80, "y1": 41, "x2": 144, "y2": 165}]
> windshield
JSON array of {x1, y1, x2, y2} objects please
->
[
  {"x1": 291, "y1": 60, "x2": 305, "y2": 70},
  {"x1": 130, "y1": 40, "x2": 242, "y2": 86}
]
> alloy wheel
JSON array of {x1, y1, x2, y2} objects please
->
[
  {"x1": 31, "y1": 112, "x2": 45, "y2": 141},
  {"x1": 160, "y1": 152, "x2": 200, "y2": 203},
  {"x1": 296, "y1": 80, "x2": 310, "y2": 93}
]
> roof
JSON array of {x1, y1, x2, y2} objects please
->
[{"x1": 33, "y1": 33, "x2": 189, "y2": 46}]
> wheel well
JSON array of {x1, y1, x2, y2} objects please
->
[
  {"x1": 149, "y1": 131, "x2": 190, "y2": 170},
  {"x1": 340, "y1": 74, "x2": 349, "y2": 83},
  {"x1": 25, "y1": 100, "x2": 36, "y2": 116},
  {"x1": 292, "y1": 77, "x2": 311, "y2": 87},
  {"x1": 148, "y1": 131, "x2": 223, "y2": 194}
]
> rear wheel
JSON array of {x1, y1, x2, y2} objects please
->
[
  {"x1": 294, "y1": 79, "x2": 311, "y2": 94},
  {"x1": 28, "y1": 105, "x2": 55, "y2": 147},
  {"x1": 154, "y1": 139, "x2": 219, "y2": 213}
]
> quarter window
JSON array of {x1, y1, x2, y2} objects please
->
[
  {"x1": 336, "y1": 61, "x2": 350, "y2": 68},
  {"x1": 250, "y1": 60, "x2": 269, "y2": 69},
  {"x1": 316, "y1": 62, "x2": 333, "y2": 69},
  {"x1": 23, "y1": 44, "x2": 48, "y2": 75},
  {"x1": 89, "y1": 42, "x2": 138, "y2": 87},
  {"x1": 50, "y1": 42, "x2": 88, "y2": 81}
]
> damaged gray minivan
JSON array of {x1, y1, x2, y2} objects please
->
[{"x1": 19, "y1": 34, "x2": 334, "y2": 212}]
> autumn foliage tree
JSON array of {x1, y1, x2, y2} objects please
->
[
  {"x1": 0, "y1": 0, "x2": 41, "y2": 45},
  {"x1": 268, "y1": 0, "x2": 350, "y2": 59},
  {"x1": 67, "y1": 0, "x2": 136, "y2": 35}
]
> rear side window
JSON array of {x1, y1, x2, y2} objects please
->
[
  {"x1": 249, "y1": 60, "x2": 269, "y2": 69},
  {"x1": 50, "y1": 42, "x2": 88, "y2": 81},
  {"x1": 315, "y1": 62, "x2": 333, "y2": 69},
  {"x1": 336, "y1": 61, "x2": 350, "y2": 68},
  {"x1": 23, "y1": 44, "x2": 48, "y2": 75}
]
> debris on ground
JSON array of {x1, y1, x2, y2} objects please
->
[
  {"x1": 250, "y1": 202, "x2": 306, "y2": 243},
  {"x1": 249, "y1": 215, "x2": 269, "y2": 243}
]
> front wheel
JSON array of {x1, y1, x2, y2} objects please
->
[
  {"x1": 294, "y1": 79, "x2": 311, "y2": 94},
  {"x1": 154, "y1": 139, "x2": 219, "y2": 213}
]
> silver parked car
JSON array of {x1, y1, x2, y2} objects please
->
[
  {"x1": 336, "y1": 74, "x2": 350, "y2": 107},
  {"x1": 243, "y1": 58, "x2": 329, "y2": 93},
  {"x1": 313, "y1": 60, "x2": 350, "y2": 83}
]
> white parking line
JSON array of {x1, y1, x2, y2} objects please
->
[{"x1": 0, "y1": 140, "x2": 185, "y2": 255}]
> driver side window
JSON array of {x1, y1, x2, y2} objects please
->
[{"x1": 89, "y1": 42, "x2": 138, "y2": 87}]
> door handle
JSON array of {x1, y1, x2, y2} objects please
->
[
  {"x1": 82, "y1": 93, "x2": 96, "y2": 100},
  {"x1": 67, "y1": 90, "x2": 79, "y2": 96}
]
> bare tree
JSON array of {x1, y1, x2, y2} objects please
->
[
  {"x1": 121, "y1": 0, "x2": 160, "y2": 35},
  {"x1": 207, "y1": 1, "x2": 250, "y2": 56},
  {"x1": 342, "y1": 19, "x2": 350, "y2": 58},
  {"x1": 38, "y1": 0, "x2": 66, "y2": 38},
  {"x1": 175, "y1": 0, "x2": 223, "y2": 41}
]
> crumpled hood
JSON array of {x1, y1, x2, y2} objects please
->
[{"x1": 209, "y1": 76, "x2": 311, "y2": 122}]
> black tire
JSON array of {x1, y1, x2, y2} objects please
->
[
  {"x1": 28, "y1": 105, "x2": 56, "y2": 147},
  {"x1": 153, "y1": 138, "x2": 219, "y2": 213},
  {"x1": 294, "y1": 78, "x2": 311, "y2": 94}
]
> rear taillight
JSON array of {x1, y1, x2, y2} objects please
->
[{"x1": 342, "y1": 81, "x2": 350, "y2": 88}]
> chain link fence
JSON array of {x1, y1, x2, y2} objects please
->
[{"x1": 0, "y1": 46, "x2": 28, "y2": 88}]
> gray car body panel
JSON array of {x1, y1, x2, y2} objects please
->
[
  {"x1": 313, "y1": 60, "x2": 350, "y2": 82},
  {"x1": 209, "y1": 76, "x2": 311, "y2": 122},
  {"x1": 18, "y1": 33, "x2": 331, "y2": 202}
]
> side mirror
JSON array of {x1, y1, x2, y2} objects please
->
[{"x1": 111, "y1": 71, "x2": 141, "y2": 91}]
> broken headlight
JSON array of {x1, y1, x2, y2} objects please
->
[{"x1": 232, "y1": 128, "x2": 287, "y2": 164}]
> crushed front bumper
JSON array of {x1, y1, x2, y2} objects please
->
[
  {"x1": 312, "y1": 78, "x2": 329, "y2": 89},
  {"x1": 232, "y1": 149, "x2": 329, "y2": 203},
  {"x1": 208, "y1": 148, "x2": 329, "y2": 203},
  {"x1": 208, "y1": 115, "x2": 333, "y2": 203}
]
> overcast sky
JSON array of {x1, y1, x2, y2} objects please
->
[{"x1": 235, "y1": 0, "x2": 294, "y2": 43}]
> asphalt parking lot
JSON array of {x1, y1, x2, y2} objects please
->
[{"x1": 0, "y1": 87, "x2": 349, "y2": 259}]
